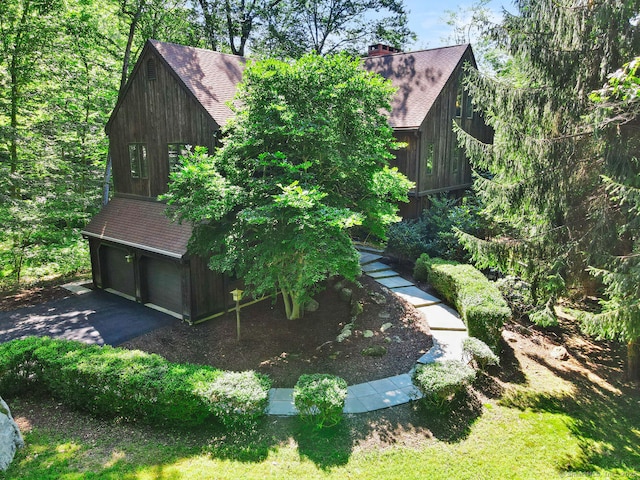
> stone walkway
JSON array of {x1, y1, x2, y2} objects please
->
[{"x1": 266, "y1": 245, "x2": 468, "y2": 415}]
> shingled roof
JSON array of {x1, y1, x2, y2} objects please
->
[
  {"x1": 149, "y1": 40, "x2": 245, "y2": 128},
  {"x1": 363, "y1": 44, "x2": 472, "y2": 129},
  {"x1": 82, "y1": 197, "x2": 192, "y2": 259}
]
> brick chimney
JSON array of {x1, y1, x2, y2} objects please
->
[{"x1": 368, "y1": 43, "x2": 402, "y2": 57}]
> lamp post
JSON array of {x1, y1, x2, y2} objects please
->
[{"x1": 231, "y1": 289, "x2": 244, "y2": 342}]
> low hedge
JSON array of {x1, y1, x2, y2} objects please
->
[
  {"x1": 414, "y1": 255, "x2": 511, "y2": 350},
  {"x1": 0, "y1": 337, "x2": 271, "y2": 428}
]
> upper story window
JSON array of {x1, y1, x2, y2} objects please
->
[
  {"x1": 129, "y1": 143, "x2": 148, "y2": 179},
  {"x1": 168, "y1": 143, "x2": 189, "y2": 172},
  {"x1": 465, "y1": 92, "x2": 474, "y2": 119},
  {"x1": 455, "y1": 81, "x2": 463, "y2": 119},
  {"x1": 424, "y1": 142, "x2": 434, "y2": 175}
]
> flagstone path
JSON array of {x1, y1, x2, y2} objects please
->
[{"x1": 266, "y1": 245, "x2": 469, "y2": 415}]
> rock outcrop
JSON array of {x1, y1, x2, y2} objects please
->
[{"x1": 0, "y1": 397, "x2": 24, "y2": 471}]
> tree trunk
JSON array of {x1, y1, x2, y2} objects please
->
[
  {"x1": 628, "y1": 338, "x2": 640, "y2": 382},
  {"x1": 281, "y1": 287, "x2": 292, "y2": 319}
]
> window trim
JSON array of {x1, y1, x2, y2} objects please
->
[{"x1": 129, "y1": 143, "x2": 148, "y2": 179}]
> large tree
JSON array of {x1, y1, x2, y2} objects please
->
[
  {"x1": 456, "y1": 1, "x2": 640, "y2": 376},
  {"x1": 582, "y1": 57, "x2": 640, "y2": 379},
  {"x1": 164, "y1": 53, "x2": 412, "y2": 319}
]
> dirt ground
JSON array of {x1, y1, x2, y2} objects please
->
[{"x1": 121, "y1": 275, "x2": 431, "y2": 387}]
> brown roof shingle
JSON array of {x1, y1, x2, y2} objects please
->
[
  {"x1": 82, "y1": 197, "x2": 192, "y2": 259},
  {"x1": 150, "y1": 40, "x2": 246, "y2": 127},
  {"x1": 363, "y1": 44, "x2": 471, "y2": 129}
]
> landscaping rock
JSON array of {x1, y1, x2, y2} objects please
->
[
  {"x1": 305, "y1": 298, "x2": 320, "y2": 312},
  {"x1": 380, "y1": 322, "x2": 393, "y2": 332},
  {"x1": 361, "y1": 345, "x2": 387, "y2": 357},
  {"x1": 339, "y1": 287, "x2": 353, "y2": 302},
  {"x1": 550, "y1": 345, "x2": 569, "y2": 361},
  {"x1": 350, "y1": 300, "x2": 363, "y2": 317},
  {"x1": 368, "y1": 291, "x2": 387, "y2": 305},
  {"x1": 0, "y1": 397, "x2": 24, "y2": 472},
  {"x1": 363, "y1": 330, "x2": 374, "y2": 338}
]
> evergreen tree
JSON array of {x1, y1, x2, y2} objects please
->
[
  {"x1": 456, "y1": 0, "x2": 639, "y2": 317},
  {"x1": 583, "y1": 57, "x2": 640, "y2": 379}
]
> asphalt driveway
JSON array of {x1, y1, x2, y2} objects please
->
[{"x1": 0, "y1": 290, "x2": 176, "y2": 346}]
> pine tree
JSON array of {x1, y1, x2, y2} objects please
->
[{"x1": 456, "y1": 0, "x2": 639, "y2": 320}]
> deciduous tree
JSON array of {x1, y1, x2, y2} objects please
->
[{"x1": 164, "y1": 53, "x2": 412, "y2": 319}]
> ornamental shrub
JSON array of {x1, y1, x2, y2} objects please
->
[
  {"x1": 0, "y1": 337, "x2": 273, "y2": 428},
  {"x1": 200, "y1": 370, "x2": 271, "y2": 428},
  {"x1": 385, "y1": 194, "x2": 483, "y2": 262},
  {"x1": 462, "y1": 337, "x2": 500, "y2": 371},
  {"x1": 414, "y1": 255, "x2": 511, "y2": 350},
  {"x1": 413, "y1": 360, "x2": 476, "y2": 408},
  {"x1": 293, "y1": 373, "x2": 347, "y2": 429}
]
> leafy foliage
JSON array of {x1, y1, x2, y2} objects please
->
[
  {"x1": 199, "y1": 370, "x2": 272, "y2": 428},
  {"x1": 293, "y1": 373, "x2": 348, "y2": 429},
  {"x1": 455, "y1": 0, "x2": 640, "y2": 326},
  {"x1": 462, "y1": 337, "x2": 499, "y2": 371},
  {"x1": 414, "y1": 254, "x2": 510, "y2": 350},
  {"x1": 0, "y1": 337, "x2": 275, "y2": 428},
  {"x1": 164, "y1": 53, "x2": 412, "y2": 319},
  {"x1": 385, "y1": 194, "x2": 484, "y2": 262},
  {"x1": 413, "y1": 360, "x2": 476, "y2": 409}
]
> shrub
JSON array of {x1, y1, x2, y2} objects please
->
[
  {"x1": 413, "y1": 360, "x2": 476, "y2": 408},
  {"x1": 293, "y1": 373, "x2": 347, "y2": 429},
  {"x1": 200, "y1": 370, "x2": 271, "y2": 428},
  {"x1": 385, "y1": 194, "x2": 483, "y2": 262},
  {"x1": 495, "y1": 276, "x2": 535, "y2": 321},
  {"x1": 414, "y1": 255, "x2": 511, "y2": 350},
  {"x1": 0, "y1": 337, "x2": 273, "y2": 428},
  {"x1": 462, "y1": 337, "x2": 500, "y2": 371}
]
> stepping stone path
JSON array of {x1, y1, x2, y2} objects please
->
[{"x1": 266, "y1": 244, "x2": 468, "y2": 416}]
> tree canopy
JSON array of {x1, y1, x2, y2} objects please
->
[
  {"x1": 163, "y1": 53, "x2": 413, "y2": 319},
  {"x1": 456, "y1": 0, "x2": 640, "y2": 377}
]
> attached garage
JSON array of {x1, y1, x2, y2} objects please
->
[
  {"x1": 140, "y1": 255, "x2": 182, "y2": 314},
  {"x1": 83, "y1": 196, "x2": 229, "y2": 323}
]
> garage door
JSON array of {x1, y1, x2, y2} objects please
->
[
  {"x1": 101, "y1": 246, "x2": 136, "y2": 298},
  {"x1": 141, "y1": 256, "x2": 182, "y2": 314}
]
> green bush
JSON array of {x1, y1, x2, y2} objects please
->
[
  {"x1": 414, "y1": 255, "x2": 511, "y2": 350},
  {"x1": 293, "y1": 373, "x2": 347, "y2": 429},
  {"x1": 0, "y1": 337, "x2": 273, "y2": 428},
  {"x1": 462, "y1": 337, "x2": 500, "y2": 371},
  {"x1": 413, "y1": 360, "x2": 476, "y2": 408},
  {"x1": 200, "y1": 370, "x2": 271, "y2": 428},
  {"x1": 386, "y1": 194, "x2": 483, "y2": 262}
]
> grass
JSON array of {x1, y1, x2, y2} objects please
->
[{"x1": 2, "y1": 329, "x2": 640, "y2": 479}]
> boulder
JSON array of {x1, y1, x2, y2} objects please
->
[
  {"x1": 0, "y1": 397, "x2": 24, "y2": 471},
  {"x1": 550, "y1": 345, "x2": 569, "y2": 361},
  {"x1": 305, "y1": 298, "x2": 320, "y2": 312}
]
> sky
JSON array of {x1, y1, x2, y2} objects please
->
[{"x1": 402, "y1": 0, "x2": 512, "y2": 49}]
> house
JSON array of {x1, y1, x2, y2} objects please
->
[
  {"x1": 82, "y1": 40, "x2": 489, "y2": 320},
  {"x1": 364, "y1": 43, "x2": 491, "y2": 217},
  {"x1": 82, "y1": 41, "x2": 245, "y2": 323}
]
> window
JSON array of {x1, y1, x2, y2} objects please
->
[
  {"x1": 451, "y1": 144, "x2": 460, "y2": 175},
  {"x1": 465, "y1": 92, "x2": 473, "y2": 119},
  {"x1": 424, "y1": 143, "x2": 434, "y2": 175},
  {"x1": 168, "y1": 143, "x2": 189, "y2": 172},
  {"x1": 129, "y1": 144, "x2": 148, "y2": 179},
  {"x1": 455, "y1": 82, "x2": 463, "y2": 119}
]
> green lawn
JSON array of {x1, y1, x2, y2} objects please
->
[{"x1": 3, "y1": 329, "x2": 640, "y2": 480}]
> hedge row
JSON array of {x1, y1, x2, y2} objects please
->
[
  {"x1": 0, "y1": 337, "x2": 270, "y2": 428},
  {"x1": 414, "y1": 255, "x2": 511, "y2": 350}
]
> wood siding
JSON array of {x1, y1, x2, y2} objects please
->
[
  {"x1": 108, "y1": 49, "x2": 219, "y2": 198},
  {"x1": 395, "y1": 50, "x2": 492, "y2": 218}
]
